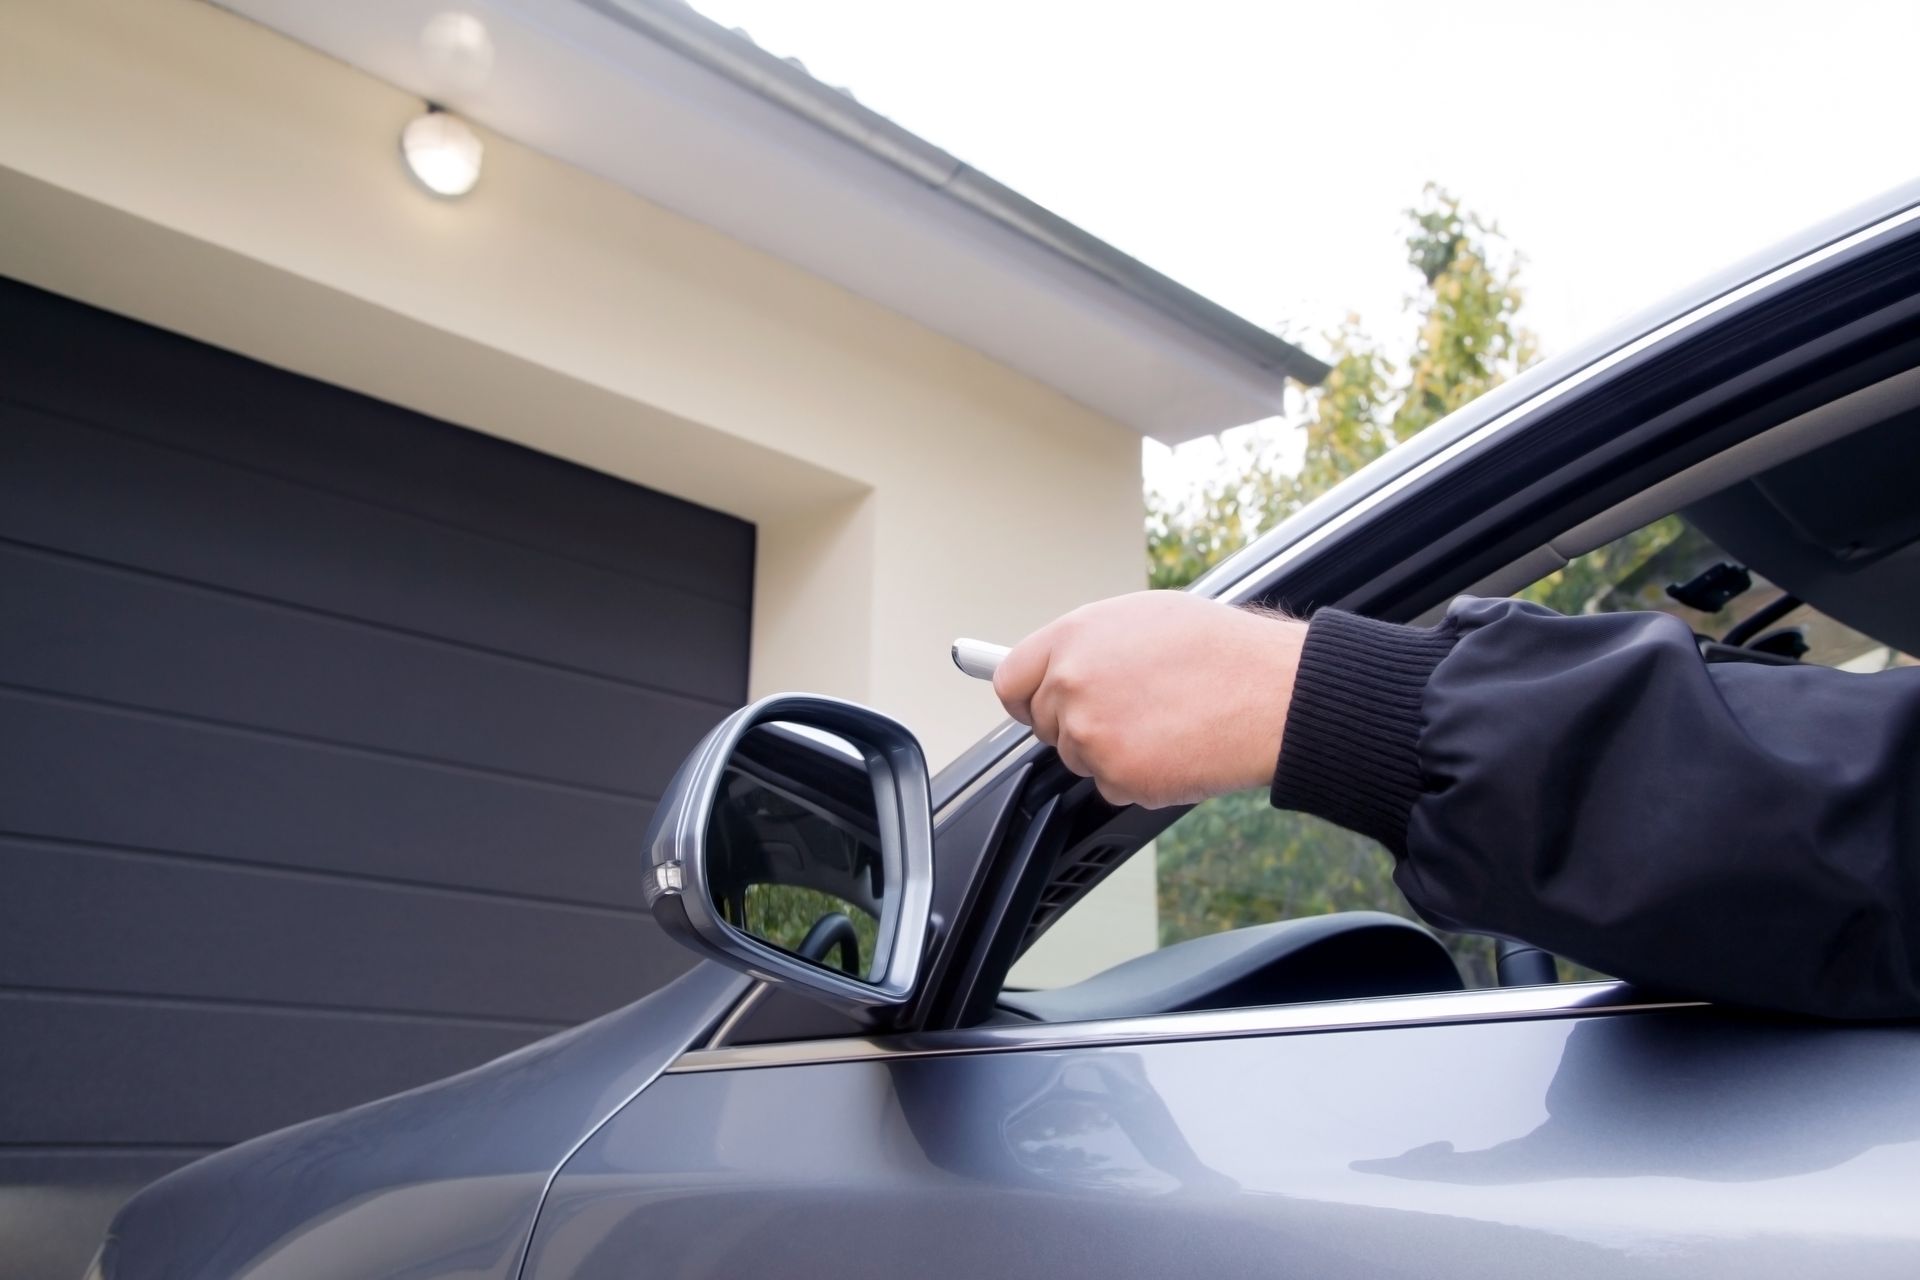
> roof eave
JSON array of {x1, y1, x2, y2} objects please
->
[{"x1": 587, "y1": 0, "x2": 1331, "y2": 391}]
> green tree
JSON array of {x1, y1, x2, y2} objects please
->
[
  {"x1": 1149, "y1": 186, "x2": 1536, "y2": 986},
  {"x1": 740, "y1": 883, "x2": 879, "y2": 977},
  {"x1": 1150, "y1": 185, "x2": 1535, "y2": 586}
]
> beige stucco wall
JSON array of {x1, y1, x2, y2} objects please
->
[
  {"x1": 0, "y1": 0, "x2": 1147, "y2": 774},
  {"x1": 1009, "y1": 852, "x2": 1159, "y2": 988}
]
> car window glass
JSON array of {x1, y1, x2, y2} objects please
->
[
  {"x1": 1519, "y1": 515, "x2": 1913, "y2": 672},
  {"x1": 1009, "y1": 513, "x2": 1912, "y2": 997}
]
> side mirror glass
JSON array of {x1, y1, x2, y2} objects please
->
[{"x1": 642, "y1": 695, "x2": 933, "y2": 1009}]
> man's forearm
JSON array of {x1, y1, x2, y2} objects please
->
[{"x1": 1274, "y1": 597, "x2": 1920, "y2": 1018}]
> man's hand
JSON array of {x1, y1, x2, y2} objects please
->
[{"x1": 992, "y1": 591, "x2": 1305, "y2": 809}]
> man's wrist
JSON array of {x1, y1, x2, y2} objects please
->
[
  {"x1": 1268, "y1": 609, "x2": 1458, "y2": 855},
  {"x1": 1226, "y1": 610, "x2": 1306, "y2": 794}
]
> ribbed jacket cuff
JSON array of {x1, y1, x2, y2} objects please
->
[{"x1": 1269, "y1": 609, "x2": 1459, "y2": 857}]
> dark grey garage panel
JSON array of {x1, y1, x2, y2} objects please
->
[
  {"x1": 0, "y1": 542, "x2": 721, "y2": 794},
  {"x1": 0, "y1": 277, "x2": 753, "y2": 1274},
  {"x1": 0, "y1": 283, "x2": 750, "y2": 608},
  {"x1": 0, "y1": 995, "x2": 546, "y2": 1146},
  {"x1": 0, "y1": 837, "x2": 689, "y2": 1024},
  {"x1": 2, "y1": 406, "x2": 748, "y2": 698},
  {"x1": 0, "y1": 656, "x2": 656, "y2": 907}
]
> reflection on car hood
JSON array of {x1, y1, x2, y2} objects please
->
[{"x1": 98, "y1": 965, "x2": 747, "y2": 1280}]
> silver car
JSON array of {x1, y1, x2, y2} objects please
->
[{"x1": 94, "y1": 184, "x2": 1920, "y2": 1279}]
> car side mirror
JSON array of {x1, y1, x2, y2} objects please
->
[{"x1": 642, "y1": 694, "x2": 933, "y2": 1011}]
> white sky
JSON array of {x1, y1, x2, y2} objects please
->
[{"x1": 687, "y1": 0, "x2": 1919, "y2": 496}]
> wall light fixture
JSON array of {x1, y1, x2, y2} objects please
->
[{"x1": 400, "y1": 106, "x2": 483, "y2": 198}]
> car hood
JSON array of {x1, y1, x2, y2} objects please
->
[{"x1": 97, "y1": 964, "x2": 747, "y2": 1280}]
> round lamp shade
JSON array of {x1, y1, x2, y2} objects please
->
[{"x1": 401, "y1": 110, "x2": 483, "y2": 198}]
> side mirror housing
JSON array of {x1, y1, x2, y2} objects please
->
[{"x1": 642, "y1": 694, "x2": 934, "y2": 1011}]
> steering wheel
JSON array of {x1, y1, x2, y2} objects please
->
[{"x1": 797, "y1": 912, "x2": 862, "y2": 976}]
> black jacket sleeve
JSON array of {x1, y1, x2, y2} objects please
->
[{"x1": 1271, "y1": 596, "x2": 1920, "y2": 1019}]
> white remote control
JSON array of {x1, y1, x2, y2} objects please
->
[{"x1": 950, "y1": 638, "x2": 1010, "y2": 680}]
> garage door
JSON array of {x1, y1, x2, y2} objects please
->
[{"x1": 0, "y1": 278, "x2": 754, "y2": 1274}]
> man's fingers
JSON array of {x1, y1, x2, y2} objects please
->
[
  {"x1": 992, "y1": 630, "x2": 1051, "y2": 727},
  {"x1": 1062, "y1": 722, "x2": 1138, "y2": 807},
  {"x1": 1054, "y1": 724, "x2": 1094, "y2": 779},
  {"x1": 1027, "y1": 674, "x2": 1063, "y2": 748}
]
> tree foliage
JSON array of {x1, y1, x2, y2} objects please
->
[
  {"x1": 743, "y1": 883, "x2": 879, "y2": 977},
  {"x1": 1149, "y1": 187, "x2": 1537, "y2": 986},
  {"x1": 1150, "y1": 185, "x2": 1535, "y2": 587}
]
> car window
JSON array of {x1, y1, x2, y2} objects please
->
[
  {"x1": 1008, "y1": 513, "x2": 1913, "y2": 995},
  {"x1": 1517, "y1": 514, "x2": 1914, "y2": 672}
]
